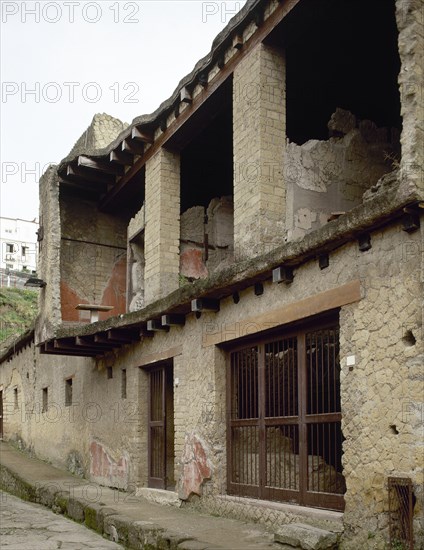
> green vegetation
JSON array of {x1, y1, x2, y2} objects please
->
[{"x1": 0, "y1": 288, "x2": 38, "y2": 343}]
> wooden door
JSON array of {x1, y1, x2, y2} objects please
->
[
  {"x1": 227, "y1": 319, "x2": 345, "y2": 511},
  {"x1": 148, "y1": 363, "x2": 174, "y2": 489}
]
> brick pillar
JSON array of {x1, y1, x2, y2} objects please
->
[
  {"x1": 144, "y1": 148, "x2": 180, "y2": 304},
  {"x1": 233, "y1": 43, "x2": 286, "y2": 260}
]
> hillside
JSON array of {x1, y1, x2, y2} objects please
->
[{"x1": 0, "y1": 288, "x2": 39, "y2": 349}]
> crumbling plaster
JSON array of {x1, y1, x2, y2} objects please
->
[
  {"x1": 35, "y1": 166, "x2": 62, "y2": 344},
  {"x1": 285, "y1": 109, "x2": 400, "y2": 241},
  {"x1": 180, "y1": 196, "x2": 234, "y2": 280},
  {"x1": 2, "y1": 215, "x2": 421, "y2": 547},
  {"x1": 396, "y1": 0, "x2": 424, "y2": 201},
  {"x1": 2, "y1": 0, "x2": 423, "y2": 546}
]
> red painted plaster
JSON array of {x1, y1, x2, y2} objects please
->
[
  {"x1": 60, "y1": 255, "x2": 126, "y2": 322},
  {"x1": 178, "y1": 433, "x2": 212, "y2": 500},
  {"x1": 180, "y1": 248, "x2": 208, "y2": 279},
  {"x1": 90, "y1": 440, "x2": 128, "y2": 482}
]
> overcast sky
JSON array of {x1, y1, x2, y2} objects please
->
[{"x1": 0, "y1": 0, "x2": 246, "y2": 221}]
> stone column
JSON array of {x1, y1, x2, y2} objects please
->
[
  {"x1": 144, "y1": 148, "x2": 180, "y2": 305},
  {"x1": 35, "y1": 165, "x2": 62, "y2": 344},
  {"x1": 396, "y1": 0, "x2": 424, "y2": 200},
  {"x1": 233, "y1": 43, "x2": 286, "y2": 260}
]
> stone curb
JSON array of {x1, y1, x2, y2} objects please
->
[{"x1": 0, "y1": 463, "x2": 217, "y2": 549}]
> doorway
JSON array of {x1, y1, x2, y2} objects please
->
[
  {"x1": 227, "y1": 318, "x2": 345, "y2": 511},
  {"x1": 148, "y1": 361, "x2": 175, "y2": 490}
]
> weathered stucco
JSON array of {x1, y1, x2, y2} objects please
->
[
  {"x1": 396, "y1": 0, "x2": 424, "y2": 201},
  {"x1": 60, "y1": 196, "x2": 127, "y2": 323},
  {"x1": 1, "y1": 0, "x2": 423, "y2": 548},
  {"x1": 285, "y1": 109, "x2": 400, "y2": 241},
  {"x1": 2, "y1": 217, "x2": 422, "y2": 547},
  {"x1": 35, "y1": 166, "x2": 62, "y2": 344},
  {"x1": 180, "y1": 196, "x2": 234, "y2": 279}
]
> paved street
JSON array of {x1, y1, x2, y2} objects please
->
[{"x1": 0, "y1": 490, "x2": 123, "y2": 550}]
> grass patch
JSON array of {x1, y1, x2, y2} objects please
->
[{"x1": 0, "y1": 288, "x2": 38, "y2": 343}]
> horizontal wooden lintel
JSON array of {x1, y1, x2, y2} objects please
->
[{"x1": 203, "y1": 280, "x2": 362, "y2": 347}]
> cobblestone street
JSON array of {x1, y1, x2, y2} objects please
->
[{"x1": 0, "y1": 491, "x2": 123, "y2": 550}]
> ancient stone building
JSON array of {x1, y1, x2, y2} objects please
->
[{"x1": 1, "y1": 0, "x2": 423, "y2": 548}]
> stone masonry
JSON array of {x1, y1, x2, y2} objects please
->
[
  {"x1": 59, "y1": 195, "x2": 127, "y2": 323},
  {"x1": 285, "y1": 109, "x2": 400, "y2": 241},
  {"x1": 233, "y1": 43, "x2": 286, "y2": 260},
  {"x1": 1, "y1": 1, "x2": 423, "y2": 549},
  {"x1": 180, "y1": 196, "x2": 234, "y2": 280},
  {"x1": 35, "y1": 166, "x2": 62, "y2": 344},
  {"x1": 396, "y1": 0, "x2": 424, "y2": 200}
]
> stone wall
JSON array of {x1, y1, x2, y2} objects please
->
[
  {"x1": 285, "y1": 109, "x2": 400, "y2": 241},
  {"x1": 66, "y1": 113, "x2": 128, "y2": 159},
  {"x1": 180, "y1": 196, "x2": 234, "y2": 280},
  {"x1": 2, "y1": 213, "x2": 421, "y2": 547},
  {"x1": 35, "y1": 166, "x2": 62, "y2": 344},
  {"x1": 0, "y1": 341, "x2": 141, "y2": 490},
  {"x1": 339, "y1": 223, "x2": 423, "y2": 549},
  {"x1": 396, "y1": 0, "x2": 424, "y2": 201},
  {"x1": 60, "y1": 195, "x2": 127, "y2": 323}
]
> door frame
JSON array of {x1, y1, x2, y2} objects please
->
[
  {"x1": 226, "y1": 314, "x2": 345, "y2": 511},
  {"x1": 147, "y1": 360, "x2": 174, "y2": 490}
]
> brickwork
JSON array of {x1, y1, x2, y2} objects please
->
[
  {"x1": 144, "y1": 148, "x2": 180, "y2": 304},
  {"x1": 2, "y1": 1, "x2": 423, "y2": 548},
  {"x1": 233, "y1": 43, "x2": 286, "y2": 259}
]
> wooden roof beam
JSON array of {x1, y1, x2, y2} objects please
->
[
  {"x1": 232, "y1": 34, "x2": 244, "y2": 50},
  {"x1": 66, "y1": 165, "x2": 116, "y2": 187},
  {"x1": 75, "y1": 336, "x2": 116, "y2": 351},
  {"x1": 43, "y1": 341, "x2": 98, "y2": 357},
  {"x1": 140, "y1": 328, "x2": 154, "y2": 338},
  {"x1": 59, "y1": 176, "x2": 109, "y2": 196},
  {"x1": 162, "y1": 314, "x2": 185, "y2": 327},
  {"x1": 107, "y1": 329, "x2": 140, "y2": 343},
  {"x1": 78, "y1": 155, "x2": 125, "y2": 176},
  {"x1": 191, "y1": 298, "x2": 220, "y2": 313},
  {"x1": 121, "y1": 138, "x2": 144, "y2": 156},
  {"x1": 180, "y1": 87, "x2": 192, "y2": 104},
  {"x1": 54, "y1": 338, "x2": 105, "y2": 355},
  {"x1": 147, "y1": 320, "x2": 169, "y2": 332},
  {"x1": 131, "y1": 126, "x2": 154, "y2": 143},
  {"x1": 110, "y1": 149, "x2": 134, "y2": 166},
  {"x1": 99, "y1": 0, "x2": 301, "y2": 211},
  {"x1": 94, "y1": 334, "x2": 124, "y2": 347}
]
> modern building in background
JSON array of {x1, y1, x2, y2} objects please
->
[{"x1": 0, "y1": 217, "x2": 38, "y2": 273}]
